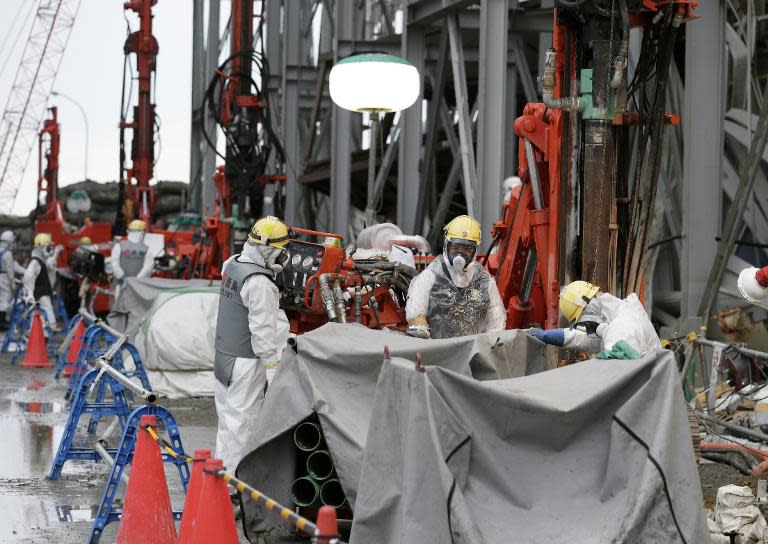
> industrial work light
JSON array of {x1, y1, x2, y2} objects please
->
[
  {"x1": 329, "y1": 52, "x2": 421, "y2": 224},
  {"x1": 329, "y1": 52, "x2": 420, "y2": 113}
]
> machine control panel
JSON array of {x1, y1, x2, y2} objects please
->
[{"x1": 276, "y1": 240, "x2": 325, "y2": 307}]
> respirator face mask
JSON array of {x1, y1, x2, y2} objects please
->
[
  {"x1": 444, "y1": 240, "x2": 476, "y2": 272},
  {"x1": 127, "y1": 231, "x2": 144, "y2": 244}
]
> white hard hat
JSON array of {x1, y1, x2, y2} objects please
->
[{"x1": 0, "y1": 231, "x2": 15, "y2": 243}]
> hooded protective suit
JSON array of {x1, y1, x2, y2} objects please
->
[
  {"x1": 529, "y1": 292, "x2": 661, "y2": 356},
  {"x1": 213, "y1": 241, "x2": 290, "y2": 472},
  {"x1": 405, "y1": 255, "x2": 506, "y2": 339},
  {"x1": 23, "y1": 245, "x2": 61, "y2": 329},
  {"x1": 0, "y1": 233, "x2": 23, "y2": 320}
]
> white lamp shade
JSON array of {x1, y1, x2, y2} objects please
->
[{"x1": 329, "y1": 53, "x2": 420, "y2": 113}]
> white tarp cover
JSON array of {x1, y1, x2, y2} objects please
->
[
  {"x1": 110, "y1": 277, "x2": 216, "y2": 337},
  {"x1": 111, "y1": 278, "x2": 219, "y2": 398},
  {"x1": 133, "y1": 286, "x2": 219, "y2": 398},
  {"x1": 238, "y1": 332, "x2": 708, "y2": 543},
  {"x1": 237, "y1": 323, "x2": 547, "y2": 538}
]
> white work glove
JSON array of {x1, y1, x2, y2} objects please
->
[
  {"x1": 262, "y1": 358, "x2": 279, "y2": 386},
  {"x1": 406, "y1": 324, "x2": 430, "y2": 339}
]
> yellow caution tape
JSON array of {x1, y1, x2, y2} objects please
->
[{"x1": 142, "y1": 425, "x2": 193, "y2": 462}]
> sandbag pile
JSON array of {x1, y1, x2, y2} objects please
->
[{"x1": 0, "y1": 180, "x2": 190, "y2": 251}]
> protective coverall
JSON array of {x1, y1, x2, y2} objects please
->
[
  {"x1": 528, "y1": 292, "x2": 661, "y2": 356},
  {"x1": 213, "y1": 242, "x2": 290, "y2": 472},
  {"x1": 23, "y1": 246, "x2": 61, "y2": 328},
  {"x1": 406, "y1": 255, "x2": 506, "y2": 339},
  {"x1": 0, "y1": 235, "x2": 24, "y2": 323},
  {"x1": 110, "y1": 231, "x2": 154, "y2": 300}
]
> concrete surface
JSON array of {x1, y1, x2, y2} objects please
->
[{"x1": 0, "y1": 347, "x2": 239, "y2": 543}]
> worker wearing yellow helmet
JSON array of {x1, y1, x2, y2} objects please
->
[
  {"x1": 527, "y1": 280, "x2": 661, "y2": 357},
  {"x1": 213, "y1": 216, "x2": 291, "y2": 476},
  {"x1": 405, "y1": 215, "x2": 505, "y2": 339},
  {"x1": 110, "y1": 220, "x2": 155, "y2": 297},
  {"x1": 23, "y1": 233, "x2": 63, "y2": 329}
]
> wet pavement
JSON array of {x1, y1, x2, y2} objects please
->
[{"x1": 0, "y1": 347, "x2": 229, "y2": 543}]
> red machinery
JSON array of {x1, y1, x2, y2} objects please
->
[
  {"x1": 487, "y1": 1, "x2": 697, "y2": 330},
  {"x1": 120, "y1": 0, "x2": 158, "y2": 226},
  {"x1": 34, "y1": 107, "x2": 112, "y2": 311},
  {"x1": 276, "y1": 228, "x2": 413, "y2": 334}
]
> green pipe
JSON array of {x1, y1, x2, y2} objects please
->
[
  {"x1": 294, "y1": 421, "x2": 322, "y2": 452},
  {"x1": 306, "y1": 449, "x2": 334, "y2": 481},
  {"x1": 319, "y1": 478, "x2": 347, "y2": 508},
  {"x1": 290, "y1": 476, "x2": 320, "y2": 507}
]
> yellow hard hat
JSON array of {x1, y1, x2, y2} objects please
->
[
  {"x1": 444, "y1": 215, "x2": 481, "y2": 245},
  {"x1": 34, "y1": 233, "x2": 52, "y2": 247},
  {"x1": 559, "y1": 280, "x2": 600, "y2": 322},
  {"x1": 247, "y1": 216, "x2": 290, "y2": 248},
  {"x1": 79, "y1": 236, "x2": 92, "y2": 245},
  {"x1": 127, "y1": 219, "x2": 146, "y2": 231}
]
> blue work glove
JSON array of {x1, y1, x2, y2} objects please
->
[{"x1": 527, "y1": 328, "x2": 565, "y2": 347}]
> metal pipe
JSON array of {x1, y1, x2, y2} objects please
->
[
  {"x1": 98, "y1": 417, "x2": 121, "y2": 442},
  {"x1": 524, "y1": 140, "x2": 544, "y2": 209},
  {"x1": 307, "y1": 450, "x2": 334, "y2": 481},
  {"x1": 94, "y1": 440, "x2": 130, "y2": 485},
  {"x1": 318, "y1": 274, "x2": 337, "y2": 322},
  {"x1": 693, "y1": 337, "x2": 768, "y2": 361},
  {"x1": 697, "y1": 412, "x2": 768, "y2": 444},
  {"x1": 291, "y1": 476, "x2": 320, "y2": 507},
  {"x1": 332, "y1": 280, "x2": 347, "y2": 324},
  {"x1": 354, "y1": 286, "x2": 362, "y2": 324},
  {"x1": 319, "y1": 478, "x2": 347, "y2": 508},
  {"x1": 95, "y1": 358, "x2": 157, "y2": 404},
  {"x1": 541, "y1": 49, "x2": 582, "y2": 112},
  {"x1": 294, "y1": 421, "x2": 322, "y2": 452}
]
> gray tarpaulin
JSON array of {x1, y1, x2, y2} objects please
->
[
  {"x1": 109, "y1": 277, "x2": 216, "y2": 337},
  {"x1": 351, "y1": 352, "x2": 709, "y2": 543},
  {"x1": 238, "y1": 323, "x2": 546, "y2": 538}
]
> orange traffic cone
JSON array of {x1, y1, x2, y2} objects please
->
[
  {"x1": 116, "y1": 415, "x2": 177, "y2": 544},
  {"x1": 177, "y1": 449, "x2": 212, "y2": 540},
  {"x1": 316, "y1": 506, "x2": 340, "y2": 544},
  {"x1": 63, "y1": 319, "x2": 85, "y2": 377},
  {"x1": 22, "y1": 312, "x2": 51, "y2": 368},
  {"x1": 177, "y1": 458, "x2": 239, "y2": 544}
]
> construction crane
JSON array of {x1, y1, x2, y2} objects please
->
[{"x1": 0, "y1": 0, "x2": 81, "y2": 214}]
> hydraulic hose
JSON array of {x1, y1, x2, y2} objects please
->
[
  {"x1": 318, "y1": 274, "x2": 338, "y2": 322},
  {"x1": 332, "y1": 279, "x2": 347, "y2": 324}
]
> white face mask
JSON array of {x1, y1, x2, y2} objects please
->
[
  {"x1": 261, "y1": 246, "x2": 287, "y2": 274},
  {"x1": 451, "y1": 255, "x2": 467, "y2": 273},
  {"x1": 127, "y1": 231, "x2": 144, "y2": 244}
]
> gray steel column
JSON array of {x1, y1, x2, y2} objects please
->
[
  {"x1": 476, "y1": 0, "x2": 509, "y2": 241},
  {"x1": 330, "y1": 0, "x2": 355, "y2": 238},
  {"x1": 680, "y1": 0, "x2": 726, "y2": 331},
  {"x1": 397, "y1": 15, "x2": 425, "y2": 234},
  {"x1": 537, "y1": 0, "x2": 554, "y2": 94},
  {"x1": 264, "y1": 0, "x2": 282, "y2": 218},
  {"x1": 447, "y1": 14, "x2": 477, "y2": 217},
  {"x1": 201, "y1": 0, "x2": 220, "y2": 216},
  {"x1": 189, "y1": 0, "x2": 205, "y2": 210},
  {"x1": 282, "y1": 1, "x2": 302, "y2": 225}
]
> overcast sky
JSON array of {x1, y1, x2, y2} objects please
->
[{"x1": 0, "y1": 0, "x2": 195, "y2": 215}]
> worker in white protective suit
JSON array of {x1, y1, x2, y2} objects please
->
[
  {"x1": 213, "y1": 216, "x2": 291, "y2": 475},
  {"x1": 23, "y1": 233, "x2": 62, "y2": 330},
  {"x1": 527, "y1": 280, "x2": 661, "y2": 357},
  {"x1": 737, "y1": 265, "x2": 768, "y2": 304},
  {"x1": 405, "y1": 215, "x2": 506, "y2": 339},
  {"x1": 110, "y1": 219, "x2": 154, "y2": 299},
  {"x1": 0, "y1": 231, "x2": 25, "y2": 329}
]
